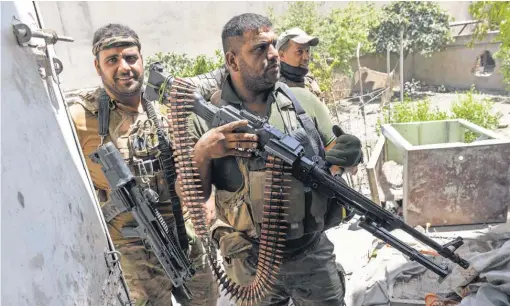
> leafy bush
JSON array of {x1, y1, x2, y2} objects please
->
[
  {"x1": 450, "y1": 86, "x2": 502, "y2": 141},
  {"x1": 267, "y1": 2, "x2": 322, "y2": 37},
  {"x1": 376, "y1": 96, "x2": 448, "y2": 134},
  {"x1": 378, "y1": 87, "x2": 502, "y2": 142},
  {"x1": 143, "y1": 50, "x2": 225, "y2": 113},
  {"x1": 369, "y1": 1, "x2": 453, "y2": 58},
  {"x1": 316, "y1": 3, "x2": 380, "y2": 74},
  {"x1": 144, "y1": 49, "x2": 224, "y2": 80}
]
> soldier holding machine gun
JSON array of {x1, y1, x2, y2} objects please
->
[{"x1": 175, "y1": 13, "x2": 364, "y2": 306}]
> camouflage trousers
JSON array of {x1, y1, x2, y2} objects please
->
[
  {"x1": 114, "y1": 219, "x2": 219, "y2": 306},
  {"x1": 244, "y1": 233, "x2": 345, "y2": 306}
]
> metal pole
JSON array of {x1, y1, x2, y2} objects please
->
[
  {"x1": 400, "y1": 28, "x2": 404, "y2": 103},
  {"x1": 387, "y1": 48, "x2": 391, "y2": 123}
]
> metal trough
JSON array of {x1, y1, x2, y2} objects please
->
[{"x1": 366, "y1": 119, "x2": 510, "y2": 227}]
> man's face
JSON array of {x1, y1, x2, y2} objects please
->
[
  {"x1": 279, "y1": 40, "x2": 311, "y2": 68},
  {"x1": 94, "y1": 45, "x2": 144, "y2": 99},
  {"x1": 236, "y1": 29, "x2": 280, "y2": 92}
]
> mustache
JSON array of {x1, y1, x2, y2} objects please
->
[
  {"x1": 114, "y1": 71, "x2": 139, "y2": 80},
  {"x1": 266, "y1": 59, "x2": 279, "y2": 70}
]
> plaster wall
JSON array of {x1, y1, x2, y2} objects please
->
[
  {"x1": 411, "y1": 33, "x2": 506, "y2": 91},
  {"x1": 1, "y1": 2, "x2": 129, "y2": 304},
  {"x1": 38, "y1": 1, "x2": 478, "y2": 92}
]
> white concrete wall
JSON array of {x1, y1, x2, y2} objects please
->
[
  {"x1": 38, "y1": 1, "x2": 477, "y2": 92},
  {"x1": 1, "y1": 2, "x2": 129, "y2": 305}
]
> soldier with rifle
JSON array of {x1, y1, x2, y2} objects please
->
[
  {"x1": 67, "y1": 23, "x2": 221, "y2": 306},
  {"x1": 177, "y1": 13, "x2": 364, "y2": 305}
]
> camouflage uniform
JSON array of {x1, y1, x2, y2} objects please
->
[
  {"x1": 68, "y1": 85, "x2": 219, "y2": 306},
  {"x1": 188, "y1": 76, "x2": 345, "y2": 305}
]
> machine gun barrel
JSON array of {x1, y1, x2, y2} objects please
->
[
  {"x1": 90, "y1": 142, "x2": 194, "y2": 299},
  {"x1": 144, "y1": 62, "x2": 470, "y2": 280},
  {"x1": 301, "y1": 159, "x2": 470, "y2": 278}
]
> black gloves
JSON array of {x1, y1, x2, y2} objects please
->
[{"x1": 325, "y1": 125, "x2": 363, "y2": 168}]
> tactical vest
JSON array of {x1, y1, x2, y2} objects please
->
[
  {"x1": 213, "y1": 84, "x2": 330, "y2": 241},
  {"x1": 72, "y1": 88, "x2": 172, "y2": 227}
]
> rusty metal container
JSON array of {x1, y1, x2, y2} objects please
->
[{"x1": 366, "y1": 119, "x2": 510, "y2": 227}]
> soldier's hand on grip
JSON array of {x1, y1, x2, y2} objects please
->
[
  {"x1": 195, "y1": 120, "x2": 259, "y2": 160},
  {"x1": 326, "y1": 124, "x2": 363, "y2": 168}
]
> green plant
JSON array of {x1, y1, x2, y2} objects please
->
[
  {"x1": 267, "y1": 2, "x2": 323, "y2": 36},
  {"x1": 143, "y1": 50, "x2": 224, "y2": 113},
  {"x1": 469, "y1": 1, "x2": 510, "y2": 88},
  {"x1": 377, "y1": 87, "x2": 502, "y2": 142},
  {"x1": 144, "y1": 49, "x2": 224, "y2": 80},
  {"x1": 450, "y1": 86, "x2": 502, "y2": 142},
  {"x1": 376, "y1": 96, "x2": 448, "y2": 134},
  {"x1": 369, "y1": 1, "x2": 453, "y2": 58},
  {"x1": 316, "y1": 3, "x2": 379, "y2": 74}
]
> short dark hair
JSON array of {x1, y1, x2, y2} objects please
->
[
  {"x1": 92, "y1": 23, "x2": 141, "y2": 57},
  {"x1": 221, "y1": 13, "x2": 272, "y2": 53}
]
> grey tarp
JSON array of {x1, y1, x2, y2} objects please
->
[
  {"x1": 453, "y1": 239, "x2": 510, "y2": 306},
  {"x1": 346, "y1": 231, "x2": 510, "y2": 306}
]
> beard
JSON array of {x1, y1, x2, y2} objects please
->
[
  {"x1": 239, "y1": 57, "x2": 280, "y2": 93},
  {"x1": 100, "y1": 69, "x2": 144, "y2": 100}
]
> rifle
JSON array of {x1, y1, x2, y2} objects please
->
[
  {"x1": 144, "y1": 63, "x2": 470, "y2": 280},
  {"x1": 90, "y1": 142, "x2": 195, "y2": 299}
]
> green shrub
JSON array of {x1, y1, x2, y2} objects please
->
[
  {"x1": 143, "y1": 50, "x2": 225, "y2": 113},
  {"x1": 377, "y1": 87, "x2": 502, "y2": 142},
  {"x1": 450, "y1": 86, "x2": 502, "y2": 141},
  {"x1": 376, "y1": 95, "x2": 448, "y2": 134},
  {"x1": 144, "y1": 49, "x2": 224, "y2": 80}
]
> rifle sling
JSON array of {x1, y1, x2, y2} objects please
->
[
  {"x1": 98, "y1": 89, "x2": 111, "y2": 144},
  {"x1": 278, "y1": 84, "x2": 325, "y2": 159},
  {"x1": 97, "y1": 90, "x2": 140, "y2": 237}
]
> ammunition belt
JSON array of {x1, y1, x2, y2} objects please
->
[{"x1": 166, "y1": 78, "x2": 290, "y2": 304}]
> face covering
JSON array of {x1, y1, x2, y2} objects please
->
[{"x1": 280, "y1": 61, "x2": 309, "y2": 83}]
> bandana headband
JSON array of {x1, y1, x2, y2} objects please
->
[{"x1": 92, "y1": 36, "x2": 140, "y2": 56}]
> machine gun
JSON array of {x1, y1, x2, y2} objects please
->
[
  {"x1": 144, "y1": 62, "x2": 470, "y2": 280},
  {"x1": 90, "y1": 142, "x2": 195, "y2": 299}
]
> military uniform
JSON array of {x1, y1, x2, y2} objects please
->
[
  {"x1": 188, "y1": 76, "x2": 345, "y2": 305},
  {"x1": 67, "y1": 87, "x2": 218, "y2": 306},
  {"x1": 279, "y1": 73, "x2": 323, "y2": 102}
]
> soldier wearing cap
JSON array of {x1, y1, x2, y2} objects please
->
[
  {"x1": 67, "y1": 23, "x2": 220, "y2": 306},
  {"x1": 276, "y1": 27, "x2": 324, "y2": 100}
]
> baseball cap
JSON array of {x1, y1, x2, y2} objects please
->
[{"x1": 276, "y1": 27, "x2": 319, "y2": 51}]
